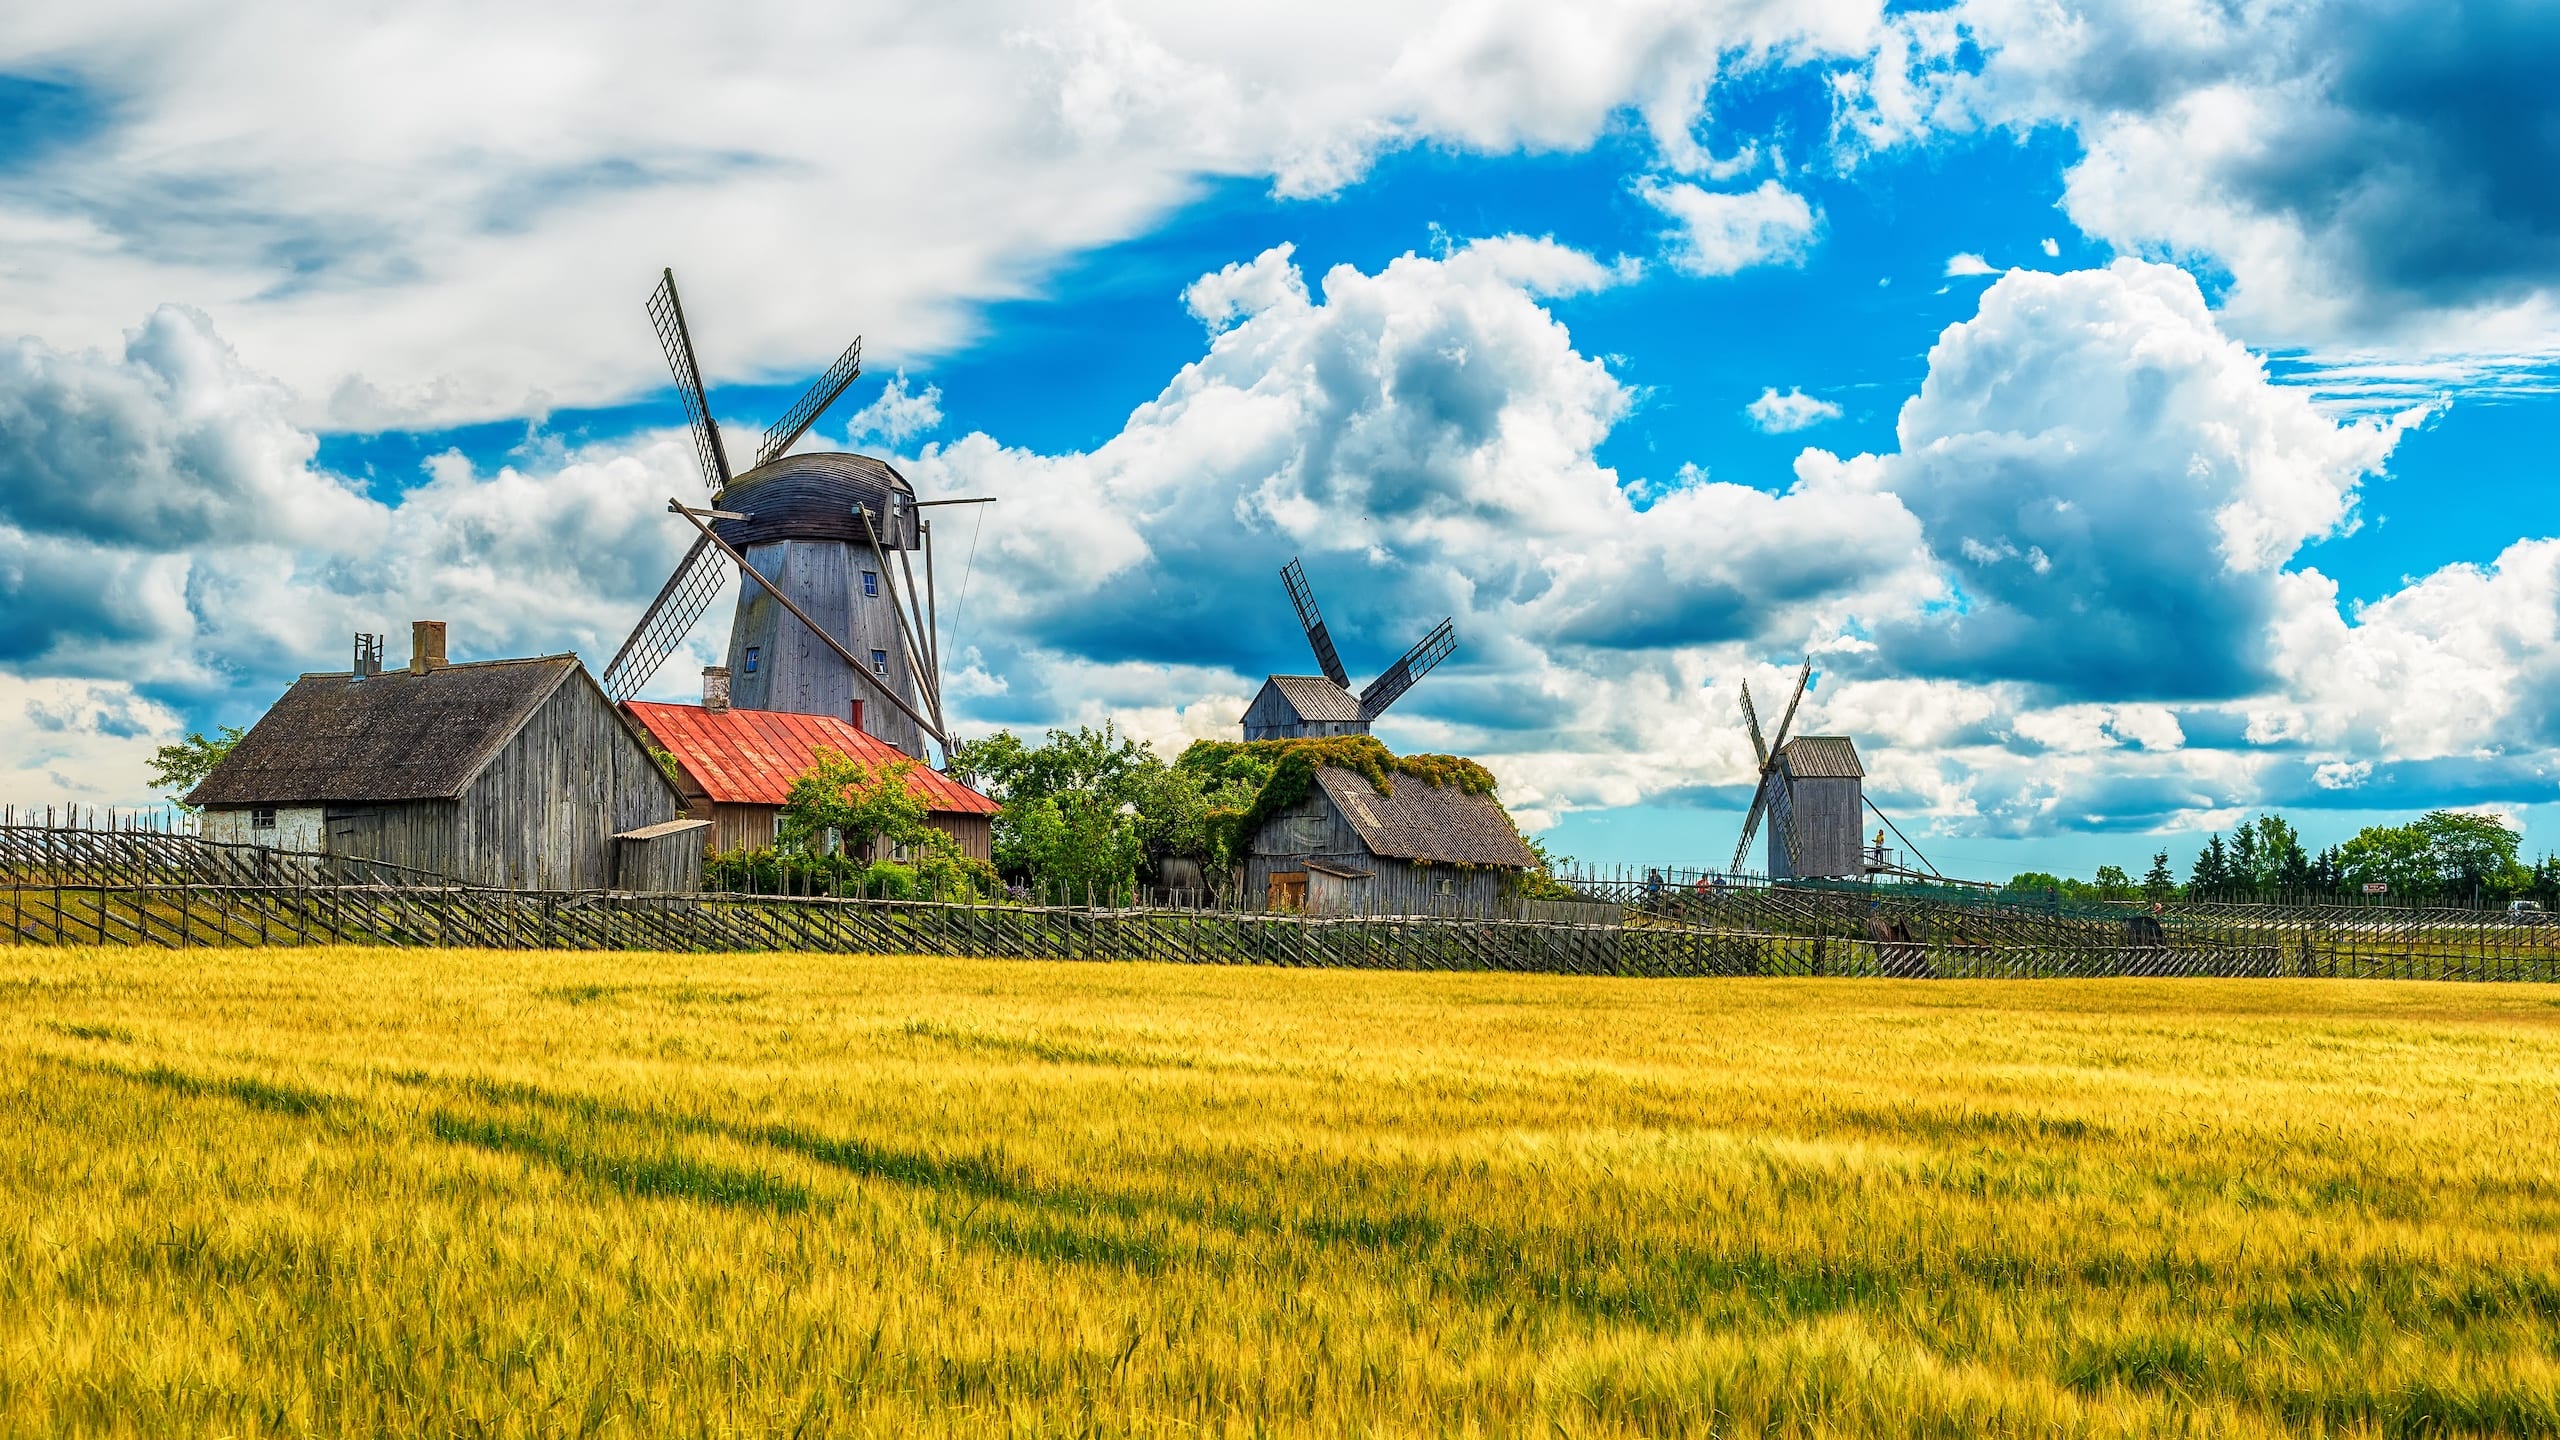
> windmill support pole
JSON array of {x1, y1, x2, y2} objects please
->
[
  {"x1": 921, "y1": 519, "x2": 941, "y2": 695},
  {"x1": 855, "y1": 509, "x2": 943, "y2": 733},
  {"x1": 667, "y1": 500, "x2": 946, "y2": 749},
  {"x1": 897, "y1": 530, "x2": 933, "y2": 685}
]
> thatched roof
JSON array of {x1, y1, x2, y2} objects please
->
[
  {"x1": 188, "y1": 656, "x2": 586, "y2": 807},
  {"x1": 1315, "y1": 767, "x2": 1538, "y2": 869}
]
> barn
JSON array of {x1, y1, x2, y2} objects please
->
[
  {"x1": 188, "y1": 625, "x2": 692, "y2": 890},
  {"x1": 1241, "y1": 765, "x2": 1539, "y2": 915},
  {"x1": 624, "y1": 678, "x2": 998, "y2": 860}
]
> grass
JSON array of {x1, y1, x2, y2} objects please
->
[{"x1": 2, "y1": 949, "x2": 2557, "y2": 1437}]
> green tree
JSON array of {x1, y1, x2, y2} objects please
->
[
  {"x1": 2228, "y1": 825, "x2": 2260, "y2": 895},
  {"x1": 2189, "y1": 834, "x2": 2230, "y2": 895},
  {"x1": 776, "y1": 747, "x2": 929, "y2": 859},
  {"x1": 2415, "y1": 810, "x2": 2523, "y2": 901},
  {"x1": 954, "y1": 724, "x2": 1166, "y2": 894},
  {"x1": 2338, "y1": 822, "x2": 2434, "y2": 902},
  {"x1": 2141, "y1": 850, "x2": 2177, "y2": 903},
  {"x1": 1004, "y1": 791, "x2": 1145, "y2": 900},
  {"x1": 147, "y1": 726, "x2": 245, "y2": 809},
  {"x1": 2092, "y1": 864, "x2": 2133, "y2": 900}
]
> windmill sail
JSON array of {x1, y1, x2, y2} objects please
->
[
  {"x1": 1357, "y1": 618, "x2": 1455, "y2": 720},
  {"x1": 602, "y1": 535, "x2": 732, "y2": 701},
  {"x1": 755, "y1": 338, "x2": 863, "y2": 468},
  {"x1": 1280, "y1": 559, "x2": 1351, "y2": 689},
  {"x1": 646, "y1": 269, "x2": 731, "y2": 492}
]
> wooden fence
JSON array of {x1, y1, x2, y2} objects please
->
[
  {"x1": 1570, "y1": 868, "x2": 2560, "y2": 975},
  {"x1": 0, "y1": 822, "x2": 2553, "y2": 982},
  {"x1": 0, "y1": 879, "x2": 2414, "y2": 979}
]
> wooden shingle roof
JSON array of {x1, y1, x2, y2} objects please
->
[
  {"x1": 1314, "y1": 767, "x2": 1538, "y2": 869},
  {"x1": 623, "y1": 701, "x2": 998, "y2": 815},
  {"x1": 187, "y1": 656, "x2": 589, "y2": 807},
  {"x1": 1254, "y1": 675, "x2": 1363, "y2": 723},
  {"x1": 1778, "y1": 735, "x2": 1864, "y2": 779}
]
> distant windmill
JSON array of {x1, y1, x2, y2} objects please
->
[
  {"x1": 599, "y1": 268, "x2": 968, "y2": 762},
  {"x1": 1731, "y1": 658, "x2": 1867, "y2": 879},
  {"x1": 1240, "y1": 559, "x2": 1457, "y2": 740}
]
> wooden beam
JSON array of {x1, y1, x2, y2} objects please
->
[{"x1": 663, "y1": 499, "x2": 947, "y2": 749}]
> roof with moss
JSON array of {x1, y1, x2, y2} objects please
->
[{"x1": 1310, "y1": 766, "x2": 1538, "y2": 868}]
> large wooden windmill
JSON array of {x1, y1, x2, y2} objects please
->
[
  {"x1": 1240, "y1": 559, "x2": 1456, "y2": 740},
  {"x1": 600, "y1": 270, "x2": 957, "y2": 762},
  {"x1": 1732, "y1": 658, "x2": 1867, "y2": 879}
]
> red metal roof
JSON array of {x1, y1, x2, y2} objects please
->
[{"x1": 622, "y1": 702, "x2": 999, "y2": 815}]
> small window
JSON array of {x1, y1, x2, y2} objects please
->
[
  {"x1": 743, "y1": 646, "x2": 760, "y2": 675},
  {"x1": 861, "y1": 571, "x2": 879, "y2": 598},
  {"x1": 870, "y1": 649, "x2": 889, "y2": 676},
  {"x1": 251, "y1": 807, "x2": 277, "y2": 830}
]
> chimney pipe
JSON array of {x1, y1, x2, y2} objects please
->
[
  {"x1": 850, "y1": 698, "x2": 865, "y2": 733},
  {"x1": 408, "y1": 620, "x2": 447, "y2": 674},
  {"x1": 702, "y1": 665, "x2": 731, "y2": 713}
]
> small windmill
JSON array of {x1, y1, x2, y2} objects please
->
[
  {"x1": 1240, "y1": 559, "x2": 1457, "y2": 740},
  {"x1": 599, "y1": 268, "x2": 961, "y2": 762},
  {"x1": 1728, "y1": 658, "x2": 1871, "y2": 880}
]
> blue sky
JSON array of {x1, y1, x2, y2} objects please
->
[{"x1": 4, "y1": 0, "x2": 2559, "y2": 883}]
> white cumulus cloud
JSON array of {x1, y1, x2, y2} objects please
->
[
  {"x1": 1633, "y1": 177, "x2": 1821, "y2": 277},
  {"x1": 1745, "y1": 386, "x2": 1843, "y2": 432}
]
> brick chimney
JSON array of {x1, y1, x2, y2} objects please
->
[
  {"x1": 850, "y1": 698, "x2": 865, "y2": 733},
  {"x1": 702, "y1": 665, "x2": 731, "y2": 713},
  {"x1": 408, "y1": 620, "x2": 447, "y2": 674}
]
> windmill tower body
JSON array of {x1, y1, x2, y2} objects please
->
[
  {"x1": 1765, "y1": 736, "x2": 1864, "y2": 879},
  {"x1": 715, "y1": 454, "x2": 927, "y2": 759}
]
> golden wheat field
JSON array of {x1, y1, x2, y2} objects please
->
[{"x1": 3, "y1": 947, "x2": 2558, "y2": 1438}]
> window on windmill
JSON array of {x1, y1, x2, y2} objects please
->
[
  {"x1": 743, "y1": 647, "x2": 760, "y2": 675},
  {"x1": 251, "y1": 807, "x2": 277, "y2": 830},
  {"x1": 862, "y1": 571, "x2": 878, "y2": 598},
  {"x1": 870, "y1": 649, "x2": 889, "y2": 676}
]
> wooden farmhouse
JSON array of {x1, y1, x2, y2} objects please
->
[
  {"x1": 1766, "y1": 735, "x2": 1865, "y2": 880},
  {"x1": 1242, "y1": 765, "x2": 1538, "y2": 915},
  {"x1": 624, "y1": 680, "x2": 998, "y2": 859},
  {"x1": 187, "y1": 624, "x2": 697, "y2": 891}
]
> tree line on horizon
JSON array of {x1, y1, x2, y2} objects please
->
[{"x1": 2009, "y1": 810, "x2": 2560, "y2": 910}]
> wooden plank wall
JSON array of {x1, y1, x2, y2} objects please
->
[
  {"x1": 1776, "y1": 776, "x2": 1863, "y2": 879},
  {"x1": 452, "y1": 676, "x2": 678, "y2": 889}
]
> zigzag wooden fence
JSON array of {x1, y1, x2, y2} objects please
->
[
  {"x1": 0, "y1": 878, "x2": 2373, "y2": 979},
  {"x1": 1569, "y1": 868, "x2": 2560, "y2": 978},
  {"x1": 1, "y1": 823, "x2": 2554, "y2": 981}
]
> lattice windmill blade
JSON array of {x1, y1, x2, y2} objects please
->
[
  {"x1": 1279, "y1": 559, "x2": 1352, "y2": 689},
  {"x1": 754, "y1": 337, "x2": 862, "y2": 469},
  {"x1": 646, "y1": 269, "x2": 732, "y2": 493},
  {"x1": 1357, "y1": 618, "x2": 1456, "y2": 720},
  {"x1": 1738, "y1": 681, "x2": 1769, "y2": 769},
  {"x1": 601, "y1": 534, "x2": 733, "y2": 701},
  {"x1": 1767, "y1": 657, "x2": 1814, "y2": 755},
  {"x1": 1730, "y1": 784, "x2": 1769, "y2": 872},
  {"x1": 1763, "y1": 767, "x2": 1807, "y2": 876}
]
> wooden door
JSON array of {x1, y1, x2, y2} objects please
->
[{"x1": 1267, "y1": 872, "x2": 1307, "y2": 912}]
